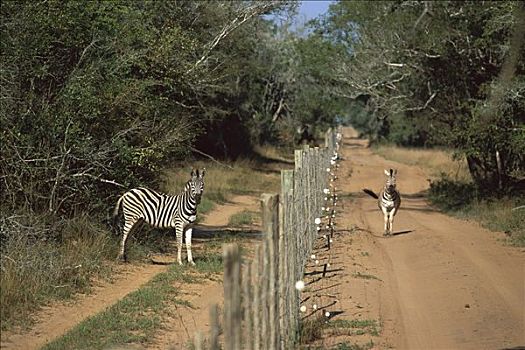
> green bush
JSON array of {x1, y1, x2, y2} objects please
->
[
  {"x1": 428, "y1": 176, "x2": 478, "y2": 211},
  {"x1": 429, "y1": 176, "x2": 524, "y2": 246}
]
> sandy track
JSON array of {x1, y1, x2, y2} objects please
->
[
  {"x1": 335, "y1": 127, "x2": 524, "y2": 349},
  {"x1": 0, "y1": 264, "x2": 168, "y2": 350}
]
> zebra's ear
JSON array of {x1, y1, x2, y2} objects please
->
[
  {"x1": 393, "y1": 169, "x2": 397, "y2": 175},
  {"x1": 384, "y1": 169, "x2": 390, "y2": 176},
  {"x1": 191, "y1": 168, "x2": 196, "y2": 177},
  {"x1": 200, "y1": 168, "x2": 206, "y2": 177}
]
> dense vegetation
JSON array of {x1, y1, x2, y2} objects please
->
[
  {"x1": 1, "y1": 1, "x2": 346, "y2": 223},
  {"x1": 310, "y1": 1, "x2": 524, "y2": 192}
]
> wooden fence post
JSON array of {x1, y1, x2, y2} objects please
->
[
  {"x1": 280, "y1": 170, "x2": 294, "y2": 347},
  {"x1": 261, "y1": 240, "x2": 269, "y2": 350},
  {"x1": 261, "y1": 193, "x2": 280, "y2": 349},
  {"x1": 209, "y1": 304, "x2": 220, "y2": 350},
  {"x1": 243, "y1": 261, "x2": 253, "y2": 350},
  {"x1": 197, "y1": 128, "x2": 337, "y2": 350},
  {"x1": 252, "y1": 245, "x2": 262, "y2": 350},
  {"x1": 224, "y1": 244, "x2": 241, "y2": 350}
]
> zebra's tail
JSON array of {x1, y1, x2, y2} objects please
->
[
  {"x1": 113, "y1": 195, "x2": 124, "y2": 218},
  {"x1": 363, "y1": 188, "x2": 379, "y2": 199}
]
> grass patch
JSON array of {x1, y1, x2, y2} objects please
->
[
  {"x1": 300, "y1": 316, "x2": 379, "y2": 348},
  {"x1": 329, "y1": 341, "x2": 375, "y2": 350},
  {"x1": 41, "y1": 264, "x2": 192, "y2": 350},
  {"x1": 352, "y1": 272, "x2": 381, "y2": 281},
  {"x1": 194, "y1": 253, "x2": 223, "y2": 276},
  {"x1": 304, "y1": 344, "x2": 374, "y2": 350},
  {"x1": 228, "y1": 210, "x2": 257, "y2": 227},
  {"x1": 0, "y1": 214, "x2": 118, "y2": 331},
  {"x1": 328, "y1": 319, "x2": 381, "y2": 337}
]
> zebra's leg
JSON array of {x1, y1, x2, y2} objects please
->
[
  {"x1": 381, "y1": 208, "x2": 389, "y2": 236},
  {"x1": 388, "y1": 211, "x2": 394, "y2": 235},
  {"x1": 389, "y1": 209, "x2": 396, "y2": 235},
  {"x1": 185, "y1": 227, "x2": 195, "y2": 266},
  {"x1": 175, "y1": 224, "x2": 184, "y2": 265},
  {"x1": 118, "y1": 218, "x2": 137, "y2": 262},
  {"x1": 384, "y1": 215, "x2": 389, "y2": 236}
]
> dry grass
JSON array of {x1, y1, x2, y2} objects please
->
[
  {"x1": 253, "y1": 144, "x2": 295, "y2": 163},
  {"x1": 0, "y1": 215, "x2": 118, "y2": 330},
  {"x1": 373, "y1": 145, "x2": 471, "y2": 181},
  {"x1": 162, "y1": 158, "x2": 281, "y2": 203}
]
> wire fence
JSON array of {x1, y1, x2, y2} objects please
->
[{"x1": 195, "y1": 127, "x2": 342, "y2": 349}]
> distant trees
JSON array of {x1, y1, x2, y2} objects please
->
[{"x1": 311, "y1": 1, "x2": 524, "y2": 191}]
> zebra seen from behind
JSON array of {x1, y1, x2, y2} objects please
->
[
  {"x1": 363, "y1": 168, "x2": 401, "y2": 236},
  {"x1": 113, "y1": 168, "x2": 206, "y2": 265}
]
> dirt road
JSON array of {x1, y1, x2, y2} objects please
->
[{"x1": 333, "y1": 127, "x2": 524, "y2": 349}]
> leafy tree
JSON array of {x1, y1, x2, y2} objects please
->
[
  {"x1": 0, "y1": 1, "x2": 287, "y2": 222},
  {"x1": 313, "y1": 1, "x2": 525, "y2": 190}
]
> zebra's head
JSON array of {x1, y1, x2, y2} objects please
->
[
  {"x1": 189, "y1": 168, "x2": 206, "y2": 204},
  {"x1": 384, "y1": 168, "x2": 397, "y2": 192}
]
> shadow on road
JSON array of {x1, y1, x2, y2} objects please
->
[
  {"x1": 193, "y1": 226, "x2": 262, "y2": 239},
  {"x1": 392, "y1": 229, "x2": 414, "y2": 236}
]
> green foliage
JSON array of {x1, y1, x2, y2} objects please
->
[
  {"x1": 0, "y1": 0, "x2": 331, "y2": 226},
  {"x1": 228, "y1": 210, "x2": 257, "y2": 226},
  {"x1": 428, "y1": 177, "x2": 479, "y2": 210},
  {"x1": 1, "y1": 1, "x2": 209, "y2": 219},
  {"x1": 384, "y1": 113, "x2": 432, "y2": 147},
  {"x1": 311, "y1": 1, "x2": 524, "y2": 190},
  {"x1": 234, "y1": 19, "x2": 348, "y2": 146}
]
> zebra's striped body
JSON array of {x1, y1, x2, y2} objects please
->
[
  {"x1": 363, "y1": 168, "x2": 401, "y2": 236},
  {"x1": 114, "y1": 168, "x2": 205, "y2": 265},
  {"x1": 378, "y1": 169, "x2": 401, "y2": 236}
]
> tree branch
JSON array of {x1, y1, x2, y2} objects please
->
[
  {"x1": 404, "y1": 91, "x2": 437, "y2": 112},
  {"x1": 71, "y1": 173, "x2": 126, "y2": 188},
  {"x1": 190, "y1": 147, "x2": 234, "y2": 169},
  {"x1": 188, "y1": 2, "x2": 283, "y2": 75}
]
